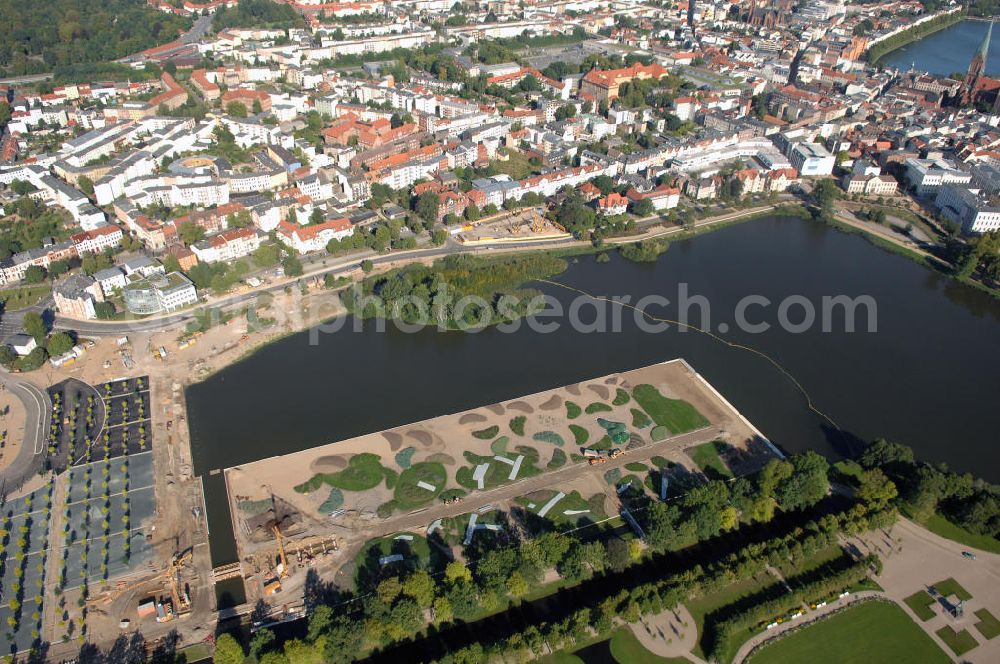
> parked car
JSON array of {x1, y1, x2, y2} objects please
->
[{"x1": 962, "y1": 551, "x2": 977, "y2": 560}]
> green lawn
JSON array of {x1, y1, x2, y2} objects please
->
[
  {"x1": 569, "y1": 425, "x2": 589, "y2": 446},
  {"x1": 393, "y1": 462, "x2": 447, "y2": 510},
  {"x1": 632, "y1": 384, "x2": 709, "y2": 434},
  {"x1": 0, "y1": 284, "x2": 50, "y2": 311},
  {"x1": 919, "y1": 512, "x2": 1000, "y2": 554},
  {"x1": 178, "y1": 642, "x2": 211, "y2": 663},
  {"x1": 472, "y1": 425, "x2": 500, "y2": 440},
  {"x1": 293, "y1": 453, "x2": 386, "y2": 493},
  {"x1": 609, "y1": 628, "x2": 690, "y2": 663},
  {"x1": 931, "y1": 577, "x2": 972, "y2": 601},
  {"x1": 974, "y1": 608, "x2": 1000, "y2": 640},
  {"x1": 935, "y1": 625, "x2": 978, "y2": 656},
  {"x1": 688, "y1": 441, "x2": 733, "y2": 479},
  {"x1": 489, "y1": 150, "x2": 538, "y2": 180},
  {"x1": 903, "y1": 590, "x2": 936, "y2": 621},
  {"x1": 829, "y1": 460, "x2": 864, "y2": 486},
  {"x1": 748, "y1": 601, "x2": 950, "y2": 664}
]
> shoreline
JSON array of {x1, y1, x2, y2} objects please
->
[
  {"x1": 868, "y1": 10, "x2": 966, "y2": 64},
  {"x1": 182, "y1": 202, "x2": 998, "y2": 392}
]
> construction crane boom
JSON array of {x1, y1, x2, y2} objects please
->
[{"x1": 273, "y1": 525, "x2": 289, "y2": 578}]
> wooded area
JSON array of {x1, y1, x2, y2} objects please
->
[{"x1": 0, "y1": 0, "x2": 191, "y2": 77}]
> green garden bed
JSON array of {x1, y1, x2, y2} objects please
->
[
  {"x1": 935, "y1": 625, "x2": 978, "y2": 656},
  {"x1": 294, "y1": 453, "x2": 386, "y2": 493},
  {"x1": 903, "y1": 590, "x2": 935, "y2": 621},
  {"x1": 931, "y1": 577, "x2": 972, "y2": 601},
  {"x1": 974, "y1": 608, "x2": 1000, "y2": 640}
]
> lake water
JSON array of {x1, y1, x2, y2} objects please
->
[
  {"x1": 187, "y1": 216, "x2": 1000, "y2": 567},
  {"x1": 881, "y1": 19, "x2": 1000, "y2": 77}
]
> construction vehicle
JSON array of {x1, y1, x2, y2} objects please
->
[
  {"x1": 273, "y1": 525, "x2": 289, "y2": 578},
  {"x1": 589, "y1": 457, "x2": 607, "y2": 465},
  {"x1": 94, "y1": 550, "x2": 192, "y2": 615},
  {"x1": 582, "y1": 448, "x2": 601, "y2": 458},
  {"x1": 609, "y1": 448, "x2": 624, "y2": 459},
  {"x1": 167, "y1": 551, "x2": 193, "y2": 616}
]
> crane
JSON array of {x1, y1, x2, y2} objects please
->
[
  {"x1": 167, "y1": 551, "x2": 193, "y2": 615},
  {"x1": 273, "y1": 525, "x2": 289, "y2": 579},
  {"x1": 92, "y1": 550, "x2": 193, "y2": 610}
]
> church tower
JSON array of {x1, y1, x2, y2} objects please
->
[
  {"x1": 962, "y1": 21, "x2": 993, "y2": 106},
  {"x1": 687, "y1": 0, "x2": 696, "y2": 28}
]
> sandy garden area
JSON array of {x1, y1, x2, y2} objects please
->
[{"x1": 223, "y1": 359, "x2": 775, "y2": 603}]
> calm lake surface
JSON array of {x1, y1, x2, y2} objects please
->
[
  {"x1": 881, "y1": 19, "x2": 1000, "y2": 76},
  {"x1": 188, "y1": 215, "x2": 1000, "y2": 567}
]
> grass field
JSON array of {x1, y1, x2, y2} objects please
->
[
  {"x1": 935, "y1": 625, "x2": 978, "y2": 656},
  {"x1": 688, "y1": 441, "x2": 733, "y2": 479},
  {"x1": 903, "y1": 590, "x2": 936, "y2": 621},
  {"x1": 748, "y1": 601, "x2": 950, "y2": 664},
  {"x1": 974, "y1": 608, "x2": 1000, "y2": 640},
  {"x1": 632, "y1": 384, "x2": 709, "y2": 434},
  {"x1": 0, "y1": 284, "x2": 50, "y2": 311},
  {"x1": 931, "y1": 577, "x2": 972, "y2": 601}
]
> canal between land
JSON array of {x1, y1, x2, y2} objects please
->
[{"x1": 187, "y1": 215, "x2": 1000, "y2": 594}]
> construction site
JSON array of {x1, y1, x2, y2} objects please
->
[
  {"x1": 220, "y1": 360, "x2": 781, "y2": 622},
  {"x1": 452, "y1": 206, "x2": 571, "y2": 245}
]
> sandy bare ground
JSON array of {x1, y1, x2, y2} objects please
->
[
  {"x1": 0, "y1": 389, "x2": 26, "y2": 475},
  {"x1": 632, "y1": 604, "x2": 704, "y2": 663},
  {"x1": 852, "y1": 518, "x2": 1000, "y2": 664}
]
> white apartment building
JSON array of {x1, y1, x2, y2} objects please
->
[
  {"x1": 936, "y1": 185, "x2": 1000, "y2": 234},
  {"x1": 276, "y1": 218, "x2": 354, "y2": 254},
  {"x1": 191, "y1": 227, "x2": 264, "y2": 263},
  {"x1": 905, "y1": 158, "x2": 972, "y2": 197},
  {"x1": 789, "y1": 142, "x2": 836, "y2": 177}
]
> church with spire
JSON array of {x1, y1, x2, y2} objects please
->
[{"x1": 959, "y1": 21, "x2": 1000, "y2": 109}]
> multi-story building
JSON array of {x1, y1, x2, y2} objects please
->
[
  {"x1": 936, "y1": 185, "x2": 1000, "y2": 234},
  {"x1": 123, "y1": 272, "x2": 198, "y2": 314},
  {"x1": 275, "y1": 218, "x2": 354, "y2": 254},
  {"x1": 904, "y1": 158, "x2": 972, "y2": 197},
  {"x1": 789, "y1": 142, "x2": 836, "y2": 177},
  {"x1": 191, "y1": 227, "x2": 264, "y2": 263},
  {"x1": 580, "y1": 63, "x2": 669, "y2": 102},
  {"x1": 54, "y1": 274, "x2": 104, "y2": 320}
]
